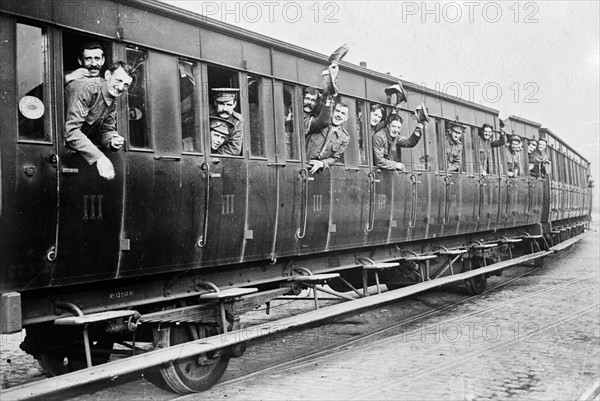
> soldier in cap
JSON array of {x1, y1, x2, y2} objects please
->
[
  {"x1": 306, "y1": 102, "x2": 350, "y2": 173},
  {"x1": 479, "y1": 123, "x2": 507, "y2": 175},
  {"x1": 530, "y1": 138, "x2": 551, "y2": 178},
  {"x1": 210, "y1": 88, "x2": 243, "y2": 156},
  {"x1": 446, "y1": 124, "x2": 463, "y2": 172},
  {"x1": 303, "y1": 62, "x2": 340, "y2": 135},
  {"x1": 372, "y1": 114, "x2": 424, "y2": 171},
  {"x1": 527, "y1": 138, "x2": 538, "y2": 176},
  {"x1": 209, "y1": 116, "x2": 236, "y2": 154},
  {"x1": 505, "y1": 134, "x2": 522, "y2": 177}
]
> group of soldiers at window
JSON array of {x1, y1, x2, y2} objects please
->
[
  {"x1": 63, "y1": 43, "x2": 548, "y2": 181},
  {"x1": 446, "y1": 122, "x2": 551, "y2": 178}
]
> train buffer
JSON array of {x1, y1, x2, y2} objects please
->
[
  {"x1": 199, "y1": 285, "x2": 258, "y2": 333},
  {"x1": 54, "y1": 308, "x2": 138, "y2": 368},
  {"x1": 290, "y1": 272, "x2": 341, "y2": 309},
  {"x1": 359, "y1": 259, "x2": 400, "y2": 296}
]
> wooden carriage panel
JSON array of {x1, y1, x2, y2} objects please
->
[
  {"x1": 201, "y1": 29, "x2": 243, "y2": 69},
  {"x1": 242, "y1": 41, "x2": 271, "y2": 75},
  {"x1": 272, "y1": 50, "x2": 298, "y2": 82}
]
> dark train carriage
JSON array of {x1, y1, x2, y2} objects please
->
[{"x1": 0, "y1": 0, "x2": 593, "y2": 396}]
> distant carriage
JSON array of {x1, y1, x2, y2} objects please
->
[{"x1": 0, "y1": 0, "x2": 593, "y2": 394}]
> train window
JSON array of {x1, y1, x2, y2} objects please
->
[
  {"x1": 179, "y1": 59, "x2": 200, "y2": 153},
  {"x1": 356, "y1": 100, "x2": 368, "y2": 165},
  {"x1": 16, "y1": 23, "x2": 50, "y2": 142},
  {"x1": 247, "y1": 74, "x2": 265, "y2": 158},
  {"x1": 207, "y1": 65, "x2": 242, "y2": 157},
  {"x1": 283, "y1": 84, "x2": 300, "y2": 160},
  {"x1": 126, "y1": 46, "x2": 151, "y2": 149}
]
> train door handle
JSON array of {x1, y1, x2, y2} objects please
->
[
  {"x1": 197, "y1": 162, "x2": 213, "y2": 248},
  {"x1": 366, "y1": 171, "x2": 376, "y2": 232},
  {"x1": 296, "y1": 168, "x2": 310, "y2": 239}
]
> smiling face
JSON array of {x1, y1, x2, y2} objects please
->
[
  {"x1": 537, "y1": 140, "x2": 547, "y2": 152},
  {"x1": 510, "y1": 139, "x2": 521, "y2": 152},
  {"x1": 79, "y1": 48, "x2": 105, "y2": 77},
  {"x1": 528, "y1": 141, "x2": 537, "y2": 154},
  {"x1": 370, "y1": 108, "x2": 383, "y2": 127},
  {"x1": 388, "y1": 120, "x2": 402, "y2": 137},
  {"x1": 483, "y1": 126, "x2": 493, "y2": 140},
  {"x1": 303, "y1": 93, "x2": 318, "y2": 113},
  {"x1": 331, "y1": 104, "x2": 349, "y2": 126},
  {"x1": 105, "y1": 67, "x2": 132, "y2": 97}
]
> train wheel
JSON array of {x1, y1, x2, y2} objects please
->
[
  {"x1": 146, "y1": 324, "x2": 230, "y2": 394},
  {"x1": 36, "y1": 338, "x2": 114, "y2": 376},
  {"x1": 462, "y1": 258, "x2": 487, "y2": 295}
]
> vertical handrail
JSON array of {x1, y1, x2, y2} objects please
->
[
  {"x1": 477, "y1": 176, "x2": 485, "y2": 223},
  {"x1": 366, "y1": 171, "x2": 376, "y2": 232},
  {"x1": 47, "y1": 154, "x2": 60, "y2": 261},
  {"x1": 442, "y1": 174, "x2": 451, "y2": 225},
  {"x1": 197, "y1": 162, "x2": 212, "y2": 248},
  {"x1": 296, "y1": 168, "x2": 312, "y2": 239},
  {"x1": 408, "y1": 174, "x2": 418, "y2": 229}
]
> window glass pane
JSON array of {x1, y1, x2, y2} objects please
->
[
  {"x1": 126, "y1": 46, "x2": 151, "y2": 149},
  {"x1": 17, "y1": 23, "x2": 48, "y2": 141},
  {"x1": 247, "y1": 75, "x2": 265, "y2": 157},
  {"x1": 283, "y1": 84, "x2": 299, "y2": 160},
  {"x1": 356, "y1": 100, "x2": 367, "y2": 165},
  {"x1": 179, "y1": 60, "x2": 200, "y2": 153}
]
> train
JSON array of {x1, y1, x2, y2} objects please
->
[{"x1": 0, "y1": 0, "x2": 594, "y2": 395}]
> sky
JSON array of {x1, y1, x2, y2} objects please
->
[{"x1": 165, "y1": 0, "x2": 599, "y2": 171}]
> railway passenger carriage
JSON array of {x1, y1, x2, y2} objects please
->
[{"x1": 0, "y1": 0, "x2": 593, "y2": 395}]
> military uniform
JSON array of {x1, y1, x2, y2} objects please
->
[
  {"x1": 209, "y1": 109, "x2": 243, "y2": 156},
  {"x1": 446, "y1": 136, "x2": 463, "y2": 172},
  {"x1": 303, "y1": 96, "x2": 333, "y2": 134},
  {"x1": 372, "y1": 126, "x2": 422, "y2": 170},
  {"x1": 64, "y1": 77, "x2": 119, "y2": 164},
  {"x1": 306, "y1": 124, "x2": 349, "y2": 168},
  {"x1": 529, "y1": 149, "x2": 550, "y2": 177},
  {"x1": 479, "y1": 131, "x2": 506, "y2": 174},
  {"x1": 505, "y1": 147, "x2": 521, "y2": 177}
]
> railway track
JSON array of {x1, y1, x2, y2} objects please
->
[{"x1": 1, "y1": 242, "x2": 591, "y2": 400}]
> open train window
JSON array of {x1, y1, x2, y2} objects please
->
[
  {"x1": 17, "y1": 23, "x2": 51, "y2": 142},
  {"x1": 179, "y1": 59, "x2": 200, "y2": 153},
  {"x1": 247, "y1": 74, "x2": 265, "y2": 158},
  {"x1": 283, "y1": 83, "x2": 300, "y2": 161},
  {"x1": 356, "y1": 100, "x2": 368, "y2": 165},
  {"x1": 207, "y1": 65, "x2": 242, "y2": 157},
  {"x1": 126, "y1": 46, "x2": 151, "y2": 149}
]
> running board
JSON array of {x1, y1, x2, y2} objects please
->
[
  {"x1": 550, "y1": 232, "x2": 587, "y2": 252},
  {"x1": 3, "y1": 250, "x2": 552, "y2": 401}
]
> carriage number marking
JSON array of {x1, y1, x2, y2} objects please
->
[
  {"x1": 377, "y1": 194, "x2": 388, "y2": 209},
  {"x1": 83, "y1": 194, "x2": 103, "y2": 221},
  {"x1": 222, "y1": 194, "x2": 235, "y2": 215},
  {"x1": 313, "y1": 194, "x2": 323, "y2": 211}
]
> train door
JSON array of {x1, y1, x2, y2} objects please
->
[
  {"x1": 327, "y1": 98, "x2": 370, "y2": 251},
  {"x1": 388, "y1": 109, "x2": 412, "y2": 243},
  {"x1": 476, "y1": 128, "x2": 502, "y2": 232},
  {"x1": 241, "y1": 74, "x2": 278, "y2": 262},
  {"x1": 200, "y1": 65, "x2": 247, "y2": 264},
  {"x1": 56, "y1": 32, "x2": 123, "y2": 282},
  {"x1": 404, "y1": 113, "x2": 433, "y2": 241},
  {"x1": 2, "y1": 21, "x2": 56, "y2": 289},
  {"x1": 272, "y1": 82, "x2": 303, "y2": 258},
  {"x1": 436, "y1": 120, "x2": 462, "y2": 237}
]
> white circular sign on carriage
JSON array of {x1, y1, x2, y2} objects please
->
[{"x1": 19, "y1": 96, "x2": 45, "y2": 120}]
